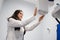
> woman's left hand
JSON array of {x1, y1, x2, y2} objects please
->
[{"x1": 39, "y1": 15, "x2": 45, "y2": 22}]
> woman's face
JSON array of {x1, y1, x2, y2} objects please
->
[{"x1": 17, "y1": 11, "x2": 23, "y2": 20}]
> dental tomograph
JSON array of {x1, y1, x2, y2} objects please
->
[{"x1": 50, "y1": 3, "x2": 60, "y2": 40}]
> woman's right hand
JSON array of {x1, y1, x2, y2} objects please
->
[
  {"x1": 33, "y1": 7, "x2": 38, "y2": 16},
  {"x1": 39, "y1": 15, "x2": 45, "y2": 22}
]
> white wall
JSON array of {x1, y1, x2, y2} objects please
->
[{"x1": 0, "y1": 0, "x2": 4, "y2": 11}]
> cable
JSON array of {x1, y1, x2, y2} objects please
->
[{"x1": 55, "y1": 18, "x2": 60, "y2": 24}]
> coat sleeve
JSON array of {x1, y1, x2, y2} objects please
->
[
  {"x1": 25, "y1": 21, "x2": 40, "y2": 31},
  {"x1": 8, "y1": 16, "x2": 35, "y2": 27}
]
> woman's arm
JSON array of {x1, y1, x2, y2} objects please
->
[
  {"x1": 25, "y1": 21, "x2": 40, "y2": 31},
  {"x1": 8, "y1": 16, "x2": 35, "y2": 27},
  {"x1": 25, "y1": 15, "x2": 44, "y2": 31},
  {"x1": 20, "y1": 7, "x2": 38, "y2": 26},
  {"x1": 8, "y1": 7, "x2": 38, "y2": 27}
]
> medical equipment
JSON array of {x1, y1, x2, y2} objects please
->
[
  {"x1": 55, "y1": 18, "x2": 60, "y2": 40},
  {"x1": 35, "y1": 0, "x2": 48, "y2": 15},
  {"x1": 52, "y1": 3, "x2": 60, "y2": 19},
  {"x1": 51, "y1": 3, "x2": 60, "y2": 40}
]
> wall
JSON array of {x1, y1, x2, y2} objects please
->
[{"x1": 0, "y1": 0, "x2": 4, "y2": 11}]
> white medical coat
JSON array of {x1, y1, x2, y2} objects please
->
[{"x1": 6, "y1": 16, "x2": 40, "y2": 40}]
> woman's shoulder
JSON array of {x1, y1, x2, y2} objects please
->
[
  {"x1": 9, "y1": 18, "x2": 21, "y2": 22},
  {"x1": 8, "y1": 18, "x2": 15, "y2": 21}
]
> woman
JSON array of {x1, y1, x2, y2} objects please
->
[{"x1": 6, "y1": 7, "x2": 44, "y2": 40}]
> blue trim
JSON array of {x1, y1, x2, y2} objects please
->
[{"x1": 57, "y1": 24, "x2": 60, "y2": 40}]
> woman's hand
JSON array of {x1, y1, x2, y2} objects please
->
[
  {"x1": 33, "y1": 7, "x2": 38, "y2": 16},
  {"x1": 39, "y1": 15, "x2": 45, "y2": 22}
]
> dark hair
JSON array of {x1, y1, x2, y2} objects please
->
[{"x1": 7, "y1": 10, "x2": 22, "y2": 21}]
